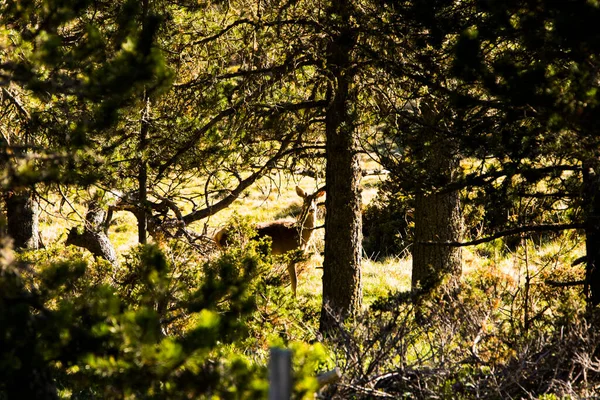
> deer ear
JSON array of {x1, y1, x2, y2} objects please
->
[
  {"x1": 316, "y1": 190, "x2": 325, "y2": 198},
  {"x1": 296, "y1": 186, "x2": 307, "y2": 198}
]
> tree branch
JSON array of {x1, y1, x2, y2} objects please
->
[
  {"x1": 439, "y1": 164, "x2": 582, "y2": 194},
  {"x1": 419, "y1": 223, "x2": 586, "y2": 247},
  {"x1": 191, "y1": 18, "x2": 255, "y2": 45},
  {"x1": 190, "y1": 18, "x2": 321, "y2": 46},
  {"x1": 181, "y1": 131, "x2": 297, "y2": 225},
  {"x1": 545, "y1": 279, "x2": 586, "y2": 288},
  {"x1": 175, "y1": 55, "x2": 315, "y2": 89},
  {"x1": 156, "y1": 98, "x2": 326, "y2": 180},
  {"x1": 1, "y1": 87, "x2": 30, "y2": 119},
  {"x1": 156, "y1": 107, "x2": 236, "y2": 179},
  {"x1": 255, "y1": 99, "x2": 327, "y2": 113}
]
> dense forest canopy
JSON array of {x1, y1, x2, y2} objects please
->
[{"x1": 2, "y1": 0, "x2": 600, "y2": 398}]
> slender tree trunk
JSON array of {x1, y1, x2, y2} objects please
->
[
  {"x1": 411, "y1": 102, "x2": 463, "y2": 292},
  {"x1": 5, "y1": 188, "x2": 39, "y2": 250},
  {"x1": 137, "y1": 0, "x2": 150, "y2": 244},
  {"x1": 138, "y1": 97, "x2": 149, "y2": 245},
  {"x1": 320, "y1": 0, "x2": 362, "y2": 333}
]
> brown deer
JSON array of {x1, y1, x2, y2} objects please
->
[{"x1": 214, "y1": 186, "x2": 325, "y2": 296}]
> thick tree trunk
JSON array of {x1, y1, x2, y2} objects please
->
[
  {"x1": 2, "y1": 89, "x2": 39, "y2": 251},
  {"x1": 320, "y1": 0, "x2": 362, "y2": 333},
  {"x1": 412, "y1": 187, "x2": 463, "y2": 291},
  {"x1": 411, "y1": 102, "x2": 463, "y2": 292},
  {"x1": 5, "y1": 188, "x2": 39, "y2": 250}
]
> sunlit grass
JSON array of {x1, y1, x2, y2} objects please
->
[
  {"x1": 293, "y1": 252, "x2": 412, "y2": 311},
  {"x1": 362, "y1": 256, "x2": 412, "y2": 305},
  {"x1": 35, "y1": 162, "x2": 587, "y2": 317}
]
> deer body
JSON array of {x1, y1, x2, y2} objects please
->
[{"x1": 214, "y1": 186, "x2": 324, "y2": 296}]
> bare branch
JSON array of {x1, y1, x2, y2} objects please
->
[
  {"x1": 572, "y1": 256, "x2": 586, "y2": 267},
  {"x1": 191, "y1": 18, "x2": 255, "y2": 46},
  {"x1": 156, "y1": 99, "x2": 326, "y2": 179},
  {"x1": 545, "y1": 279, "x2": 586, "y2": 288},
  {"x1": 256, "y1": 99, "x2": 327, "y2": 113},
  {"x1": 420, "y1": 223, "x2": 586, "y2": 247},
  {"x1": 156, "y1": 107, "x2": 236, "y2": 179},
  {"x1": 1, "y1": 87, "x2": 30, "y2": 119},
  {"x1": 175, "y1": 54, "x2": 315, "y2": 89},
  {"x1": 189, "y1": 18, "x2": 321, "y2": 46},
  {"x1": 439, "y1": 164, "x2": 582, "y2": 194},
  {"x1": 181, "y1": 132, "x2": 297, "y2": 224}
]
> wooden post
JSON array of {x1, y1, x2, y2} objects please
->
[{"x1": 269, "y1": 347, "x2": 292, "y2": 400}]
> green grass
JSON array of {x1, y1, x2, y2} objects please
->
[
  {"x1": 291, "y1": 253, "x2": 412, "y2": 309},
  {"x1": 34, "y1": 163, "x2": 586, "y2": 316},
  {"x1": 362, "y1": 256, "x2": 412, "y2": 303},
  {"x1": 204, "y1": 169, "x2": 411, "y2": 308}
]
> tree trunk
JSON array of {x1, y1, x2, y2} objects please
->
[
  {"x1": 137, "y1": 0, "x2": 150, "y2": 245},
  {"x1": 65, "y1": 203, "x2": 118, "y2": 265},
  {"x1": 582, "y1": 159, "x2": 600, "y2": 307},
  {"x1": 320, "y1": 0, "x2": 362, "y2": 333},
  {"x1": 138, "y1": 105, "x2": 148, "y2": 245},
  {"x1": 412, "y1": 187, "x2": 463, "y2": 291},
  {"x1": 5, "y1": 188, "x2": 39, "y2": 250},
  {"x1": 411, "y1": 102, "x2": 463, "y2": 292}
]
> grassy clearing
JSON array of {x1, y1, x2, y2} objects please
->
[
  {"x1": 36, "y1": 167, "x2": 416, "y2": 313},
  {"x1": 35, "y1": 164, "x2": 586, "y2": 315}
]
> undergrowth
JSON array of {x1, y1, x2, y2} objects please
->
[
  {"x1": 319, "y1": 236, "x2": 596, "y2": 399},
  {"x1": 3, "y1": 203, "x2": 598, "y2": 399}
]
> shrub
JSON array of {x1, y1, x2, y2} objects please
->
[
  {"x1": 362, "y1": 192, "x2": 412, "y2": 260},
  {"x1": 321, "y1": 272, "x2": 597, "y2": 399},
  {"x1": 0, "y1": 241, "x2": 269, "y2": 399}
]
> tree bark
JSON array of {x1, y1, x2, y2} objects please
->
[
  {"x1": 138, "y1": 98, "x2": 149, "y2": 245},
  {"x1": 412, "y1": 188, "x2": 463, "y2": 291},
  {"x1": 411, "y1": 102, "x2": 463, "y2": 292},
  {"x1": 320, "y1": 0, "x2": 362, "y2": 333},
  {"x1": 137, "y1": 0, "x2": 150, "y2": 245},
  {"x1": 5, "y1": 188, "x2": 39, "y2": 250},
  {"x1": 582, "y1": 159, "x2": 600, "y2": 307},
  {"x1": 65, "y1": 203, "x2": 118, "y2": 265}
]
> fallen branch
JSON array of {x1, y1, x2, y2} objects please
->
[{"x1": 65, "y1": 202, "x2": 118, "y2": 265}]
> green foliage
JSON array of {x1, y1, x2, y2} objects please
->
[
  {"x1": 0, "y1": 243, "x2": 273, "y2": 398},
  {"x1": 362, "y1": 190, "x2": 412, "y2": 260},
  {"x1": 5, "y1": 0, "x2": 600, "y2": 398},
  {"x1": 1, "y1": 233, "x2": 331, "y2": 399}
]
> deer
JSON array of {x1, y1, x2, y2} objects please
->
[{"x1": 214, "y1": 186, "x2": 325, "y2": 296}]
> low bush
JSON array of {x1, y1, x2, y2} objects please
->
[{"x1": 321, "y1": 267, "x2": 598, "y2": 399}]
